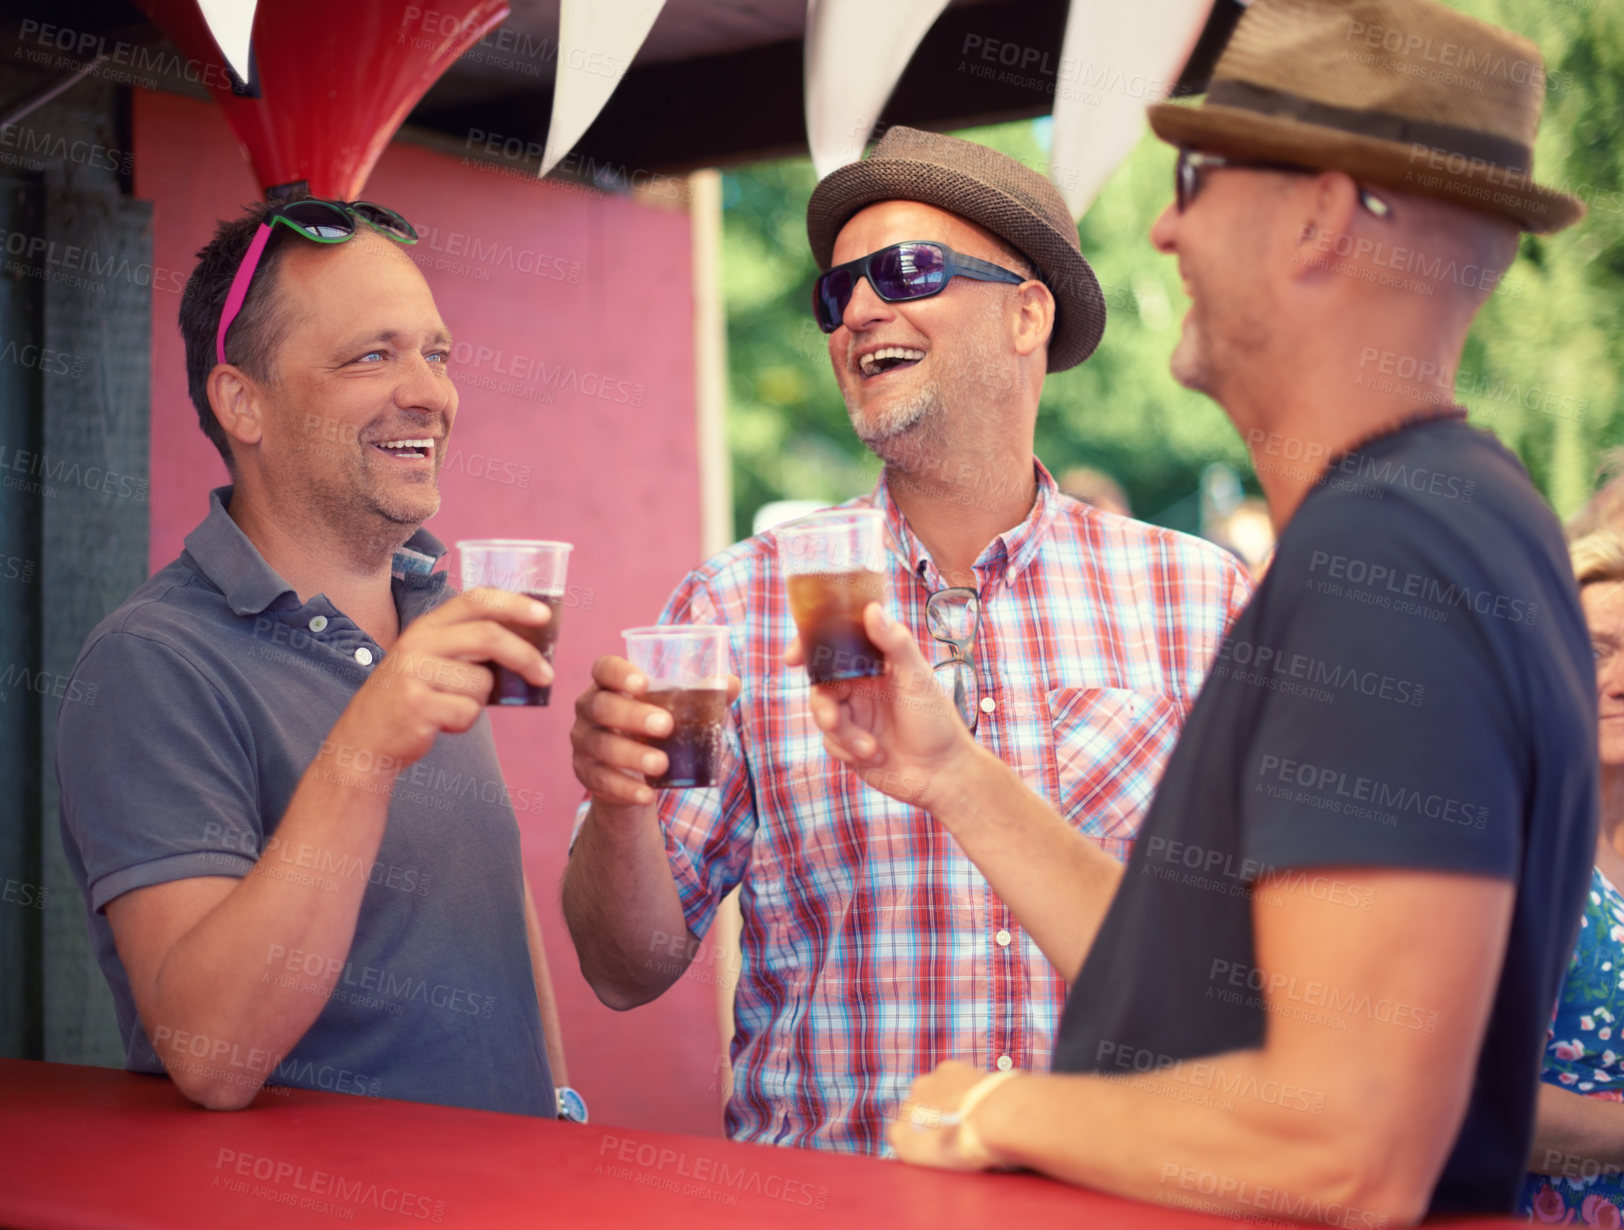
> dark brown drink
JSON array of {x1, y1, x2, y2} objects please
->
[
  {"x1": 640, "y1": 687, "x2": 728, "y2": 788},
  {"x1": 787, "y1": 569, "x2": 887, "y2": 684},
  {"x1": 488, "y1": 592, "x2": 562, "y2": 706}
]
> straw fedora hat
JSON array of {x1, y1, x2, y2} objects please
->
[
  {"x1": 1147, "y1": 0, "x2": 1582, "y2": 233},
  {"x1": 806, "y1": 126, "x2": 1107, "y2": 371}
]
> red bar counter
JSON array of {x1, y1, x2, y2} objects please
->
[{"x1": 0, "y1": 1060, "x2": 1513, "y2": 1228}]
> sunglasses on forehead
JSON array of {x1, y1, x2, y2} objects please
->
[
  {"x1": 812, "y1": 240, "x2": 1029, "y2": 334},
  {"x1": 215, "y1": 198, "x2": 419, "y2": 367}
]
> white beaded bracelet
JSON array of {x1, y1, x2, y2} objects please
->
[{"x1": 944, "y1": 1070, "x2": 1017, "y2": 1166}]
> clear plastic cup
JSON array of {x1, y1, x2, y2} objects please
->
[
  {"x1": 623, "y1": 625, "x2": 730, "y2": 788},
  {"x1": 457, "y1": 539, "x2": 572, "y2": 706}
]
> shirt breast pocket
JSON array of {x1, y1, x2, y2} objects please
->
[{"x1": 1046, "y1": 686, "x2": 1188, "y2": 862}]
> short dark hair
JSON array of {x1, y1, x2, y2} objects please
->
[{"x1": 178, "y1": 202, "x2": 303, "y2": 468}]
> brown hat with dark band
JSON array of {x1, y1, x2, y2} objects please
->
[
  {"x1": 1147, "y1": 0, "x2": 1583, "y2": 233},
  {"x1": 806, "y1": 126, "x2": 1107, "y2": 371}
]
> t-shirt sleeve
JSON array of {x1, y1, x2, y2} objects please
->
[
  {"x1": 568, "y1": 570, "x2": 758, "y2": 941},
  {"x1": 1238, "y1": 498, "x2": 1525, "y2": 880},
  {"x1": 58, "y1": 631, "x2": 262, "y2": 911}
]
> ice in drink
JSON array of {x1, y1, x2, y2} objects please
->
[{"x1": 787, "y1": 569, "x2": 887, "y2": 684}]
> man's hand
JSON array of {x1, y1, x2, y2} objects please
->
[
  {"x1": 794, "y1": 602, "x2": 978, "y2": 811},
  {"x1": 890, "y1": 1060, "x2": 1010, "y2": 1172},
  {"x1": 332, "y1": 587, "x2": 551, "y2": 771},
  {"x1": 570, "y1": 656, "x2": 742, "y2": 807},
  {"x1": 563, "y1": 651, "x2": 737, "y2": 1009}
]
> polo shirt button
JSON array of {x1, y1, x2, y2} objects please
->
[
  {"x1": 1004, "y1": 567, "x2": 1016, "y2": 584},
  {"x1": 995, "y1": 929, "x2": 1012, "y2": 947},
  {"x1": 309, "y1": 615, "x2": 329, "y2": 633},
  {"x1": 354, "y1": 647, "x2": 374, "y2": 666},
  {"x1": 979, "y1": 696, "x2": 996, "y2": 715},
  {"x1": 995, "y1": 1055, "x2": 1013, "y2": 1072}
]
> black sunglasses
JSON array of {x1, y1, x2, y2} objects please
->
[
  {"x1": 813, "y1": 240, "x2": 1027, "y2": 333},
  {"x1": 1175, "y1": 149, "x2": 1391, "y2": 219}
]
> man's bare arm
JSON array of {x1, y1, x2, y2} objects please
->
[
  {"x1": 563, "y1": 654, "x2": 710, "y2": 1008},
  {"x1": 909, "y1": 869, "x2": 1514, "y2": 1226},
  {"x1": 1528, "y1": 1082, "x2": 1624, "y2": 1178},
  {"x1": 523, "y1": 875, "x2": 569, "y2": 1088}
]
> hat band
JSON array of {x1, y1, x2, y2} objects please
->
[{"x1": 1206, "y1": 79, "x2": 1532, "y2": 174}]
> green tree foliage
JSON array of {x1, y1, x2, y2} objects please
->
[{"x1": 720, "y1": 0, "x2": 1622, "y2": 537}]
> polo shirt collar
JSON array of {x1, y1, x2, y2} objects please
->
[
  {"x1": 182, "y1": 485, "x2": 448, "y2": 617},
  {"x1": 873, "y1": 459, "x2": 1060, "y2": 594}
]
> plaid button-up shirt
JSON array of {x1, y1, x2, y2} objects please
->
[{"x1": 645, "y1": 462, "x2": 1251, "y2": 1153}]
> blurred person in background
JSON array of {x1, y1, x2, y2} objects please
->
[
  {"x1": 1523, "y1": 530, "x2": 1624, "y2": 1222},
  {"x1": 1566, "y1": 449, "x2": 1624, "y2": 541},
  {"x1": 1057, "y1": 465, "x2": 1132, "y2": 517}
]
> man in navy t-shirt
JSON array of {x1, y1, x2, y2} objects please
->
[
  {"x1": 800, "y1": 0, "x2": 1596, "y2": 1219},
  {"x1": 58, "y1": 200, "x2": 565, "y2": 1116}
]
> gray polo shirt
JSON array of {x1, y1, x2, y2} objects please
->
[{"x1": 57, "y1": 486, "x2": 553, "y2": 1117}]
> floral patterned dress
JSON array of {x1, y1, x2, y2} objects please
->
[{"x1": 1522, "y1": 865, "x2": 1624, "y2": 1226}]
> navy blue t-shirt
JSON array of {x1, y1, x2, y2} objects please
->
[
  {"x1": 1053, "y1": 419, "x2": 1597, "y2": 1217},
  {"x1": 57, "y1": 488, "x2": 553, "y2": 1117}
]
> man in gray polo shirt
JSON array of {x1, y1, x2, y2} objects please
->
[{"x1": 57, "y1": 199, "x2": 562, "y2": 1116}]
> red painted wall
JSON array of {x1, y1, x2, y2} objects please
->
[{"x1": 134, "y1": 89, "x2": 726, "y2": 1136}]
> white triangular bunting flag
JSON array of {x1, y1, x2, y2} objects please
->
[
  {"x1": 1049, "y1": 0, "x2": 1211, "y2": 218},
  {"x1": 805, "y1": 0, "x2": 950, "y2": 180},
  {"x1": 540, "y1": 0, "x2": 669, "y2": 177},
  {"x1": 196, "y1": 0, "x2": 258, "y2": 85}
]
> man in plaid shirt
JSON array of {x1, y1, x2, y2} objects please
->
[{"x1": 563, "y1": 127, "x2": 1251, "y2": 1154}]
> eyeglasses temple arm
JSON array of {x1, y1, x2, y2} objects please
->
[
  {"x1": 952, "y1": 251, "x2": 1029, "y2": 285},
  {"x1": 215, "y1": 221, "x2": 274, "y2": 367}
]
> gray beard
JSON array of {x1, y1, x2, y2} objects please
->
[{"x1": 845, "y1": 381, "x2": 939, "y2": 454}]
